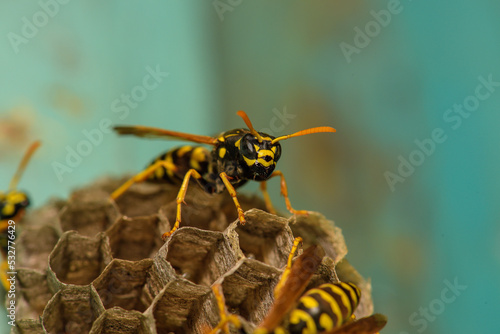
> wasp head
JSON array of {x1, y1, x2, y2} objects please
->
[
  {"x1": 238, "y1": 133, "x2": 281, "y2": 181},
  {"x1": 235, "y1": 110, "x2": 335, "y2": 181}
]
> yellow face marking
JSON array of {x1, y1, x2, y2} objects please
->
[
  {"x1": 177, "y1": 146, "x2": 193, "y2": 157},
  {"x1": 271, "y1": 146, "x2": 276, "y2": 153},
  {"x1": 256, "y1": 149, "x2": 274, "y2": 167},
  {"x1": 243, "y1": 155, "x2": 256, "y2": 166},
  {"x1": 190, "y1": 147, "x2": 207, "y2": 171},
  {"x1": 219, "y1": 147, "x2": 227, "y2": 159},
  {"x1": 235, "y1": 138, "x2": 241, "y2": 148},
  {"x1": 289, "y1": 309, "x2": 317, "y2": 334},
  {"x1": 258, "y1": 149, "x2": 274, "y2": 158},
  {"x1": 319, "y1": 313, "x2": 334, "y2": 330},
  {"x1": 257, "y1": 159, "x2": 274, "y2": 167},
  {"x1": 307, "y1": 288, "x2": 343, "y2": 324}
]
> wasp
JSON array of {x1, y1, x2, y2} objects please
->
[
  {"x1": 207, "y1": 238, "x2": 387, "y2": 334},
  {"x1": 1, "y1": 141, "x2": 41, "y2": 291},
  {"x1": 111, "y1": 111, "x2": 335, "y2": 240}
]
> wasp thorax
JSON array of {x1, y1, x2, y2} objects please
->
[{"x1": 239, "y1": 133, "x2": 282, "y2": 180}]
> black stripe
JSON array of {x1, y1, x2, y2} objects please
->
[
  {"x1": 321, "y1": 284, "x2": 351, "y2": 321},
  {"x1": 316, "y1": 294, "x2": 341, "y2": 330},
  {"x1": 338, "y1": 282, "x2": 360, "y2": 310}
]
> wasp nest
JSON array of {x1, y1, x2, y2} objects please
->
[{"x1": 10, "y1": 178, "x2": 375, "y2": 334}]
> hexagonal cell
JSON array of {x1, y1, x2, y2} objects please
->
[
  {"x1": 92, "y1": 258, "x2": 156, "y2": 312},
  {"x1": 16, "y1": 269, "x2": 52, "y2": 317},
  {"x1": 160, "y1": 227, "x2": 239, "y2": 286},
  {"x1": 42, "y1": 285, "x2": 105, "y2": 334},
  {"x1": 106, "y1": 215, "x2": 166, "y2": 261},
  {"x1": 232, "y1": 209, "x2": 294, "y2": 268},
  {"x1": 17, "y1": 225, "x2": 60, "y2": 271},
  {"x1": 89, "y1": 307, "x2": 154, "y2": 334},
  {"x1": 289, "y1": 211, "x2": 347, "y2": 263},
  {"x1": 11, "y1": 175, "x2": 379, "y2": 333},
  {"x1": 216, "y1": 258, "x2": 282, "y2": 324},
  {"x1": 149, "y1": 278, "x2": 218, "y2": 334},
  {"x1": 48, "y1": 231, "x2": 112, "y2": 287},
  {"x1": 59, "y1": 198, "x2": 120, "y2": 237}
]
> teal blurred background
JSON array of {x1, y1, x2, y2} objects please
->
[{"x1": 1, "y1": 1, "x2": 499, "y2": 333}]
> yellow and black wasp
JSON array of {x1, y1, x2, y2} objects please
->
[
  {"x1": 111, "y1": 111, "x2": 335, "y2": 240},
  {"x1": 1, "y1": 141, "x2": 41, "y2": 290},
  {"x1": 207, "y1": 238, "x2": 387, "y2": 334}
]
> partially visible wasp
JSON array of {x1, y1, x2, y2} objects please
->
[
  {"x1": 1, "y1": 141, "x2": 41, "y2": 291},
  {"x1": 111, "y1": 111, "x2": 335, "y2": 240},
  {"x1": 207, "y1": 238, "x2": 387, "y2": 334}
]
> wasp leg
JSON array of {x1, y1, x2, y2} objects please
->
[
  {"x1": 267, "y1": 171, "x2": 308, "y2": 216},
  {"x1": 161, "y1": 168, "x2": 202, "y2": 240},
  {"x1": 259, "y1": 181, "x2": 277, "y2": 215},
  {"x1": 219, "y1": 172, "x2": 246, "y2": 225},
  {"x1": 110, "y1": 160, "x2": 177, "y2": 200},
  {"x1": 208, "y1": 284, "x2": 241, "y2": 334},
  {"x1": 274, "y1": 237, "x2": 302, "y2": 299}
]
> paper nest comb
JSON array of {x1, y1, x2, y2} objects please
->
[{"x1": 10, "y1": 177, "x2": 375, "y2": 334}]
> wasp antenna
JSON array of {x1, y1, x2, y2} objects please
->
[
  {"x1": 236, "y1": 110, "x2": 263, "y2": 143},
  {"x1": 271, "y1": 126, "x2": 336, "y2": 144},
  {"x1": 9, "y1": 140, "x2": 41, "y2": 191}
]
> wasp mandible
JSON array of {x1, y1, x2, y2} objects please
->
[{"x1": 111, "y1": 111, "x2": 335, "y2": 240}]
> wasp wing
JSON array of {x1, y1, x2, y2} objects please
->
[
  {"x1": 257, "y1": 245, "x2": 325, "y2": 332},
  {"x1": 323, "y1": 313, "x2": 388, "y2": 334},
  {"x1": 114, "y1": 125, "x2": 218, "y2": 145}
]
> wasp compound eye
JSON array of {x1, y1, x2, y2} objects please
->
[
  {"x1": 240, "y1": 134, "x2": 256, "y2": 158},
  {"x1": 273, "y1": 143, "x2": 282, "y2": 162}
]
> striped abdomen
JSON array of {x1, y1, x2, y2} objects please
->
[
  {"x1": 146, "y1": 145, "x2": 212, "y2": 183},
  {"x1": 286, "y1": 282, "x2": 361, "y2": 334}
]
